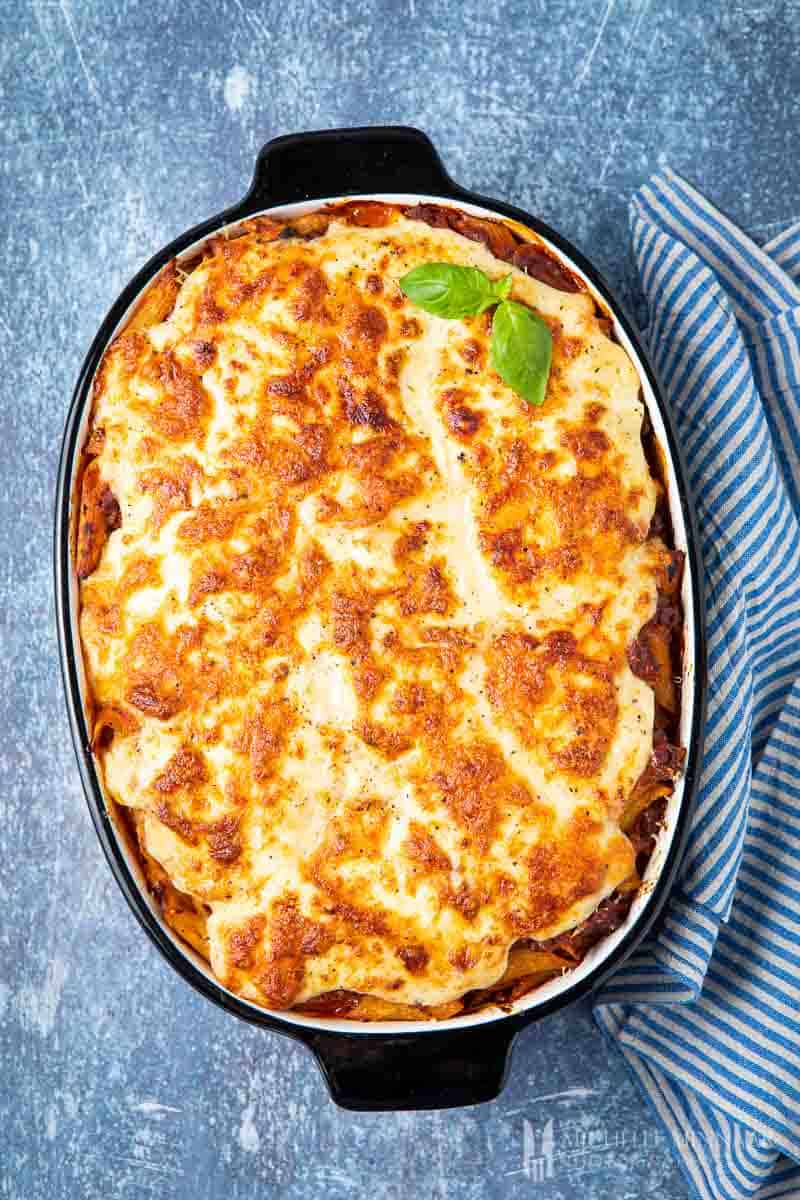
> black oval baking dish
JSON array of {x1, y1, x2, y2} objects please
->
[{"x1": 54, "y1": 126, "x2": 706, "y2": 1112}]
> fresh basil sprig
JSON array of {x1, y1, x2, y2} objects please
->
[
  {"x1": 398, "y1": 261, "x2": 552, "y2": 406},
  {"x1": 399, "y1": 262, "x2": 512, "y2": 318},
  {"x1": 490, "y1": 300, "x2": 552, "y2": 408}
]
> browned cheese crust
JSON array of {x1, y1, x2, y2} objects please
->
[{"x1": 77, "y1": 201, "x2": 684, "y2": 1019}]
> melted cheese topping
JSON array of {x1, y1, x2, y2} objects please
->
[{"x1": 79, "y1": 210, "x2": 669, "y2": 1010}]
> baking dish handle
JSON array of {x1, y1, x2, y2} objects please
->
[
  {"x1": 304, "y1": 1023, "x2": 519, "y2": 1111},
  {"x1": 242, "y1": 126, "x2": 461, "y2": 211}
]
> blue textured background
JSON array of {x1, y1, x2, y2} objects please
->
[{"x1": 3, "y1": 2, "x2": 800, "y2": 1196}]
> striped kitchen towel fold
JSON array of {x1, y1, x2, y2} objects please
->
[{"x1": 593, "y1": 167, "x2": 800, "y2": 1200}]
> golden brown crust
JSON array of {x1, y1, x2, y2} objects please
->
[
  {"x1": 126, "y1": 261, "x2": 181, "y2": 332},
  {"x1": 75, "y1": 459, "x2": 122, "y2": 580},
  {"x1": 76, "y1": 200, "x2": 683, "y2": 1019}
]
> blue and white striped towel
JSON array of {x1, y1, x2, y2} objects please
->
[{"x1": 594, "y1": 169, "x2": 800, "y2": 1200}]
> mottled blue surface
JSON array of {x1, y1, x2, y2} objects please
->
[{"x1": 3, "y1": 1, "x2": 799, "y2": 1197}]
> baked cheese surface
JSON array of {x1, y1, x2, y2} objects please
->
[{"x1": 79, "y1": 210, "x2": 668, "y2": 1009}]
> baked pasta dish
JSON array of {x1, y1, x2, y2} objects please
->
[{"x1": 76, "y1": 201, "x2": 684, "y2": 1020}]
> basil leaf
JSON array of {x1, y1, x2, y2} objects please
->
[
  {"x1": 399, "y1": 263, "x2": 511, "y2": 318},
  {"x1": 490, "y1": 300, "x2": 552, "y2": 407}
]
